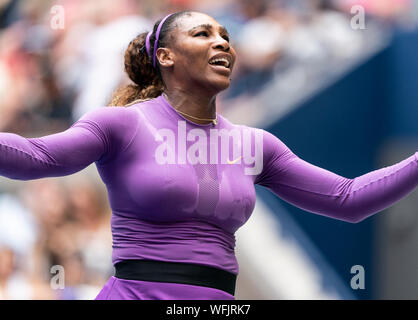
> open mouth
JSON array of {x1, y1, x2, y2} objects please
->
[{"x1": 208, "y1": 57, "x2": 231, "y2": 69}]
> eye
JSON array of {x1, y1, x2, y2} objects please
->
[
  {"x1": 223, "y1": 35, "x2": 230, "y2": 42},
  {"x1": 195, "y1": 31, "x2": 208, "y2": 37}
]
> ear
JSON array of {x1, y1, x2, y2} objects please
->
[{"x1": 156, "y1": 47, "x2": 174, "y2": 68}]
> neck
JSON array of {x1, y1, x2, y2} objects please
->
[{"x1": 163, "y1": 87, "x2": 217, "y2": 125}]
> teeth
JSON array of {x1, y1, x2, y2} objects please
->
[{"x1": 209, "y1": 58, "x2": 230, "y2": 68}]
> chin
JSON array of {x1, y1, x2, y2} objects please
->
[
  {"x1": 209, "y1": 77, "x2": 231, "y2": 94},
  {"x1": 218, "y1": 80, "x2": 231, "y2": 91},
  {"x1": 202, "y1": 68, "x2": 232, "y2": 93}
]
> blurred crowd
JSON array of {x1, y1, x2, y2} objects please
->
[
  {"x1": 0, "y1": 0, "x2": 417, "y2": 299},
  {"x1": 0, "y1": 170, "x2": 112, "y2": 299}
]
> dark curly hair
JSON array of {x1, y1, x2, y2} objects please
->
[{"x1": 108, "y1": 11, "x2": 192, "y2": 107}]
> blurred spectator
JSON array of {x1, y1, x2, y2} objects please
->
[
  {"x1": 54, "y1": 252, "x2": 101, "y2": 300},
  {"x1": 338, "y1": 0, "x2": 412, "y2": 22},
  {"x1": 64, "y1": 175, "x2": 113, "y2": 285},
  {"x1": 69, "y1": 0, "x2": 151, "y2": 119},
  {"x1": 0, "y1": 0, "x2": 21, "y2": 29},
  {"x1": 0, "y1": 246, "x2": 33, "y2": 299},
  {"x1": 0, "y1": 193, "x2": 38, "y2": 259}
]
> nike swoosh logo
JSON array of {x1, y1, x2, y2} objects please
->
[{"x1": 227, "y1": 156, "x2": 242, "y2": 165}]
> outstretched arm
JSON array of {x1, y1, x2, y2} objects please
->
[
  {"x1": 0, "y1": 107, "x2": 137, "y2": 180},
  {"x1": 0, "y1": 126, "x2": 104, "y2": 180},
  {"x1": 255, "y1": 130, "x2": 418, "y2": 223}
]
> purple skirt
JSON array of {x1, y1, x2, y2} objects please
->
[{"x1": 95, "y1": 276, "x2": 235, "y2": 300}]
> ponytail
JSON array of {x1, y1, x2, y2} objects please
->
[
  {"x1": 107, "y1": 32, "x2": 163, "y2": 106},
  {"x1": 108, "y1": 11, "x2": 192, "y2": 107}
]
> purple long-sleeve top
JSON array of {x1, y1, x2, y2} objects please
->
[{"x1": 0, "y1": 94, "x2": 417, "y2": 274}]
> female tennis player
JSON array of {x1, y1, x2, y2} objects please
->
[{"x1": 0, "y1": 11, "x2": 417, "y2": 300}]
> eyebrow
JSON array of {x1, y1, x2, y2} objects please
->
[{"x1": 188, "y1": 24, "x2": 229, "y2": 36}]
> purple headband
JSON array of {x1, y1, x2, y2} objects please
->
[{"x1": 145, "y1": 13, "x2": 174, "y2": 68}]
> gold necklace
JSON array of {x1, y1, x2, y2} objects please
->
[
  {"x1": 163, "y1": 93, "x2": 218, "y2": 126},
  {"x1": 125, "y1": 98, "x2": 152, "y2": 107}
]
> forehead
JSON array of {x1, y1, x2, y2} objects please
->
[{"x1": 175, "y1": 12, "x2": 223, "y2": 33}]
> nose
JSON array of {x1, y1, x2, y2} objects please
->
[{"x1": 212, "y1": 35, "x2": 230, "y2": 52}]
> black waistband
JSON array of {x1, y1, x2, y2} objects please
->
[{"x1": 114, "y1": 259, "x2": 236, "y2": 296}]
